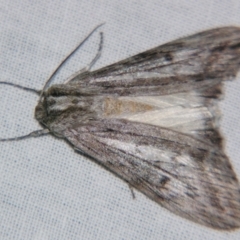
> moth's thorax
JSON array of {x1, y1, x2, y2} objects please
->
[{"x1": 34, "y1": 85, "x2": 104, "y2": 136}]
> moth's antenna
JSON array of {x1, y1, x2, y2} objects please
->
[
  {"x1": 85, "y1": 31, "x2": 104, "y2": 71},
  {"x1": 0, "y1": 24, "x2": 105, "y2": 142},
  {"x1": 39, "y1": 23, "x2": 105, "y2": 100},
  {"x1": 0, "y1": 81, "x2": 40, "y2": 95},
  {"x1": 0, "y1": 82, "x2": 46, "y2": 141},
  {"x1": 64, "y1": 31, "x2": 104, "y2": 83},
  {"x1": 0, "y1": 129, "x2": 50, "y2": 142}
]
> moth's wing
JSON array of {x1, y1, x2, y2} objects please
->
[
  {"x1": 64, "y1": 119, "x2": 240, "y2": 230},
  {"x1": 50, "y1": 27, "x2": 240, "y2": 147},
  {"x1": 68, "y1": 26, "x2": 240, "y2": 96}
]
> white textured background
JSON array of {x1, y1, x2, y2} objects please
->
[{"x1": 0, "y1": 1, "x2": 240, "y2": 239}]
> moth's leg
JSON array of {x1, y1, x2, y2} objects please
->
[
  {"x1": 0, "y1": 129, "x2": 49, "y2": 142},
  {"x1": 64, "y1": 32, "x2": 104, "y2": 83},
  {"x1": 0, "y1": 81, "x2": 40, "y2": 95},
  {"x1": 128, "y1": 184, "x2": 136, "y2": 199}
]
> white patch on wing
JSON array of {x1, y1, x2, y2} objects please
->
[
  {"x1": 90, "y1": 72, "x2": 174, "y2": 83},
  {"x1": 104, "y1": 91, "x2": 219, "y2": 136},
  {"x1": 120, "y1": 91, "x2": 207, "y2": 108},
  {"x1": 99, "y1": 137, "x2": 176, "y2": 162},
  {"x1": 123, "y1": 107, "x2": 212, "y2": 133}
]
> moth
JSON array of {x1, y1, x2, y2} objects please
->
[{"x1": 1, "y1": 25, "x2": 240, "y2": 230}]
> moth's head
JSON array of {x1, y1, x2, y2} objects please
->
[
  {"x1": 34, "y1": 84, "x2": 101, "y2": 136},
  {"x1": 35, "y1": 97, "x2": 48, "y2": 126},
  {"x1": 34, "y1": 88, "x2": 81, "y2": 135},
  {"x1": 35, "y1": 84, "x2": 79, "y2": 126},
  {"x1": 35, "y1": 85, "x2": 63, "y2": 124}
]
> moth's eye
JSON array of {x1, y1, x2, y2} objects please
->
[
  {"x1": 35, "y1": 103, "x2": 46, "y2": 121},
  {"x1": 164, "y1": 53, "x2": 173, "y2": 62},
  {"x1": 35, "y1": 105, "x2": 43, "y2": 112}
]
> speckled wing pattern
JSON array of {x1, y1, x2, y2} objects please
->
[{"x1": 36, "y1": 27, "x2": 240, "y2": 229}]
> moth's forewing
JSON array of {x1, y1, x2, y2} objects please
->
[
  {"x1": 63, "y1": 119, "x2": 240, "y2": 230},
  {"x1": 72, "y1": 26, "x2": 240, "y2": 86}
]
